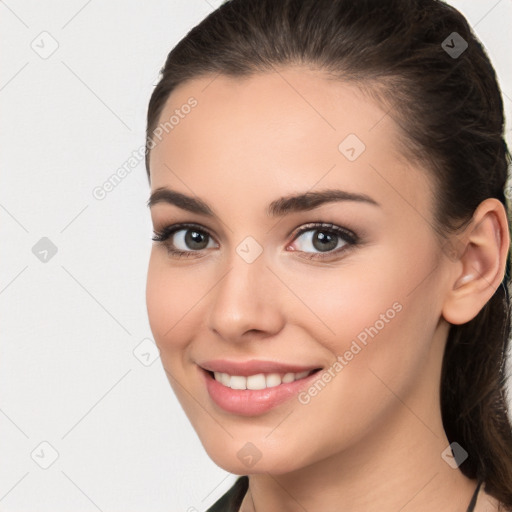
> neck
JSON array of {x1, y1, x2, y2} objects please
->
[
  {"x1": 241, "y1": 419, "x2": 478, "y2": 512},
  {"x1": 239, "y1": 347, "x2": 479, "y2": 512}
]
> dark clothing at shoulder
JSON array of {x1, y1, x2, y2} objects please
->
[{"x1": 205, "y1": 476, "x2": 249, "y2": 512}]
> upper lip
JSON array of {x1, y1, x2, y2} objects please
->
[{"x1": 198, "y1": 359, "x2": 322, "y2": 376}]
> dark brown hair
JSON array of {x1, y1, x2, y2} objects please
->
[{"x1": 145, "y1": 0, "x2": 512, "y2": 506}]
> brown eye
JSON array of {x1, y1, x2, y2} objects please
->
[
  {"x1": 175, "y1": 229, "x2": 211, "y2": 250},
  {"x1": 293, "y1": 229, "x2": 347, "y2": 253},
  {"x1": 289, "y1": 222, "x2": 358, "y2": 260},
  {"x1": 152, "y1": 223, "x2": 217, "y2": 257}
]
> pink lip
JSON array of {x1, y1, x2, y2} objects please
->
[
  {"x1": 198, "y1": 359, "x2": 321, "y2": 376},
  {"x1": 198, "y1": 365, "x2": 322, "y2": 416}
]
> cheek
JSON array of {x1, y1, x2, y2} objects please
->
[
  {"x1": 283, "y1": 259, "x2": 404, "y2": 356},
  {"x1": 146, "y1": 252, "x2": 199, "y2": 355}
]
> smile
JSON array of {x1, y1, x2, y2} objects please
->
[
  {"x1": 198, "y1": 362, "x2": 323, "y2": 416},
  {"x1": 212, "y1": 370, "x2": 317, "y2": 390}
]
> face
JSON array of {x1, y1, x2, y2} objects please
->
[{"x1": 146, "y1": 67, "x2": 453, "y2": 475}]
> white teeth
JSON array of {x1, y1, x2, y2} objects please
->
[
  {"x1": 230, "y1": 375, "x2": 247, "y2": 390},
  {"x1": 247, "y1": 373, "x2": 266, "y2": 390},
  {"x1": 212, "y1": 369, "x2": 316, "y2": 389},
  {"x1": 266, "y1": 373, "x2": 282, "y2": 388}
]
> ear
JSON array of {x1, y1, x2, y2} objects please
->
[{"x1": 442, "y1": 198, "x2": 510, "y2": 325}]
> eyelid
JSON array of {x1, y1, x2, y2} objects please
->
[
  {"x1": 289, "y1": 222, "x2": 358, "y2": 244},
  {"x1": 152, "y1": 222, "x2": 217, "y2": 242},
  {"x1": 153, "y1": 221, "x2": 357, "y2": 242}
]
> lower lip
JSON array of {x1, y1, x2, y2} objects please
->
[{"x1": 200, "y1": 367, "x2": 321, "y2": 416}]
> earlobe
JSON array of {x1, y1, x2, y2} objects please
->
[{"x1": 442, "y1": 198, "x2": 510, "y2": 325}]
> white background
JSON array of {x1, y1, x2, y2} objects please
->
[{"x1": 1, "y1": 1, "x2": 511, "y2": 511}]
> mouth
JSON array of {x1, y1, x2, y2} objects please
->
[
  {"x1": 204, "y1": 368, "x2": 322, "y2": 390},
  {"x1": 199, "y1": 362, "x2": 324, "y2": 416}
]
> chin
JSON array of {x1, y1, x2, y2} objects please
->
[{"x1": 202, "y1": 441, "x2": 304, "y2": 476}]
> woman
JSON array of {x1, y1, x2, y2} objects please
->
[{"x1": 144, "y1": 0, "x2": 512, "y2": 510}]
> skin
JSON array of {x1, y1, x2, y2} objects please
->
[{"x1": 145, "y1": 67, "x2": 509, "y2": 511}]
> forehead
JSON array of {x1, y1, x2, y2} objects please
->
[{"x1": 148, "y1": 67, "x2": 434, "y2": 220}]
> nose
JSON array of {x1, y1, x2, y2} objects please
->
[{"x1": 207, "y1": 248, "x2": 285, "y2": 343}]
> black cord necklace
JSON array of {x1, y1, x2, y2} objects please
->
[{"x1": 466, "y1": 477, "x2": 483, "y2": 512}]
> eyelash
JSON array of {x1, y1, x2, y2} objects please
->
[{"x1": 151, "y1": 222, "x2": 359, "y2": 261}]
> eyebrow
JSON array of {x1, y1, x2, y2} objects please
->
[{"x1": 147, "y1": 187, "x2": 380, "y2": 217}]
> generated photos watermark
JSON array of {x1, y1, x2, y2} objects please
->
[
  {"x1": 92, "y1": 96, "x2": 198, "y2": 200},
  {"x1": 298, "y1": 301, "x2": 403, "y2": 405}
]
